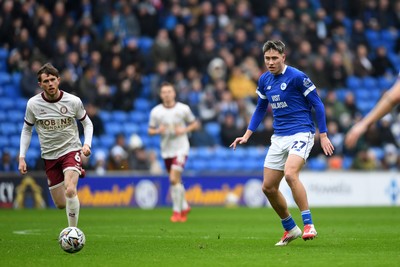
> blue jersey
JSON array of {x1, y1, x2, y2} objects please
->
[{"x1": 250, "y1": 65, "x2": 327, "y2": 136}]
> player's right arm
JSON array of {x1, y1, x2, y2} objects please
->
[
  {"x1": 230, "y1": 95, "x2": 269, "y2": 150},
  {"x1": 19, "y1": 122, "x2": 33, "y2": 174}
]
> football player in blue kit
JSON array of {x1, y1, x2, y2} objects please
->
[{"x1": 230, "y1": 40, "x2": 334, "y2": 246}]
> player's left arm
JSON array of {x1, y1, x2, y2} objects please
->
[
  {"x1": 76, "y1": 100, "x2": 93, "y2": 156},
  {"x1": 306, "y1": 91, "x2": 334, "y2": 156},
  {"x1": 80, "y1": 115, "x2": 93, "y2": 156}
]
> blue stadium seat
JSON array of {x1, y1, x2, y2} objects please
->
[
  {"x1": 129, "y1": 110, "x2": 148, "y2": 123},
  {"x1": 0, "y1": 97, "x2": 15, "y2": 110},
  {"x1": 9, "y1": 134, "x2": 20, "y2": 147},
  {"x1": 213, "y1": 146, "x2": 231, "y2": 160},
  {"x1": 112, "y1": 110, "x2": 129, "y2": 123},
  {"x1": 137, "y1": 37, "x2": 154, "y2": 55},
  {"x1": 104, "y1": 122, "x2": 123, "y2": 136},
  {"x1": 7, "y1": 109, "x2": 25, "y2": 121},
  {"x1": 190, "y1": 159, "x2": 209, "y2": 172},
  {"x1": 98, "y1": 111, "x2": 112, "y2": 122},
  {"x1": 306, "y1": 157, "x2": 327, "y2": 171},
  {"x1": 122, "y1": 122, "x2": 139, "y2": 136},
  {"x1": 362, "y1": 76, "x2": 378, "y2": 88},
  {"x1": 342, "y1": 156, "x2": 353, "y2": 170},
  {"x1": 3, "y1": 84, "x2": 21, "y2": 98},
  {"x1": 0, "y1": 136, "x2": 9, "y2": 148},
  {"x1": 378, "y1": 76, "x2": 396, "y2": 90},
  {"x1": 346, "y1": 76, "x2": 361, "y2": 89},
  {"x1": 0, "y1": 110, "x2": 6, "y2": 122},
  {"x1": 0, "y1": 48, "x2": 8, "y2": 60},
  {"x1": 0, "y1": 72, "x2": 11, "y2": 85},
  {"x1": 98, "y1": 135, "x2": 115, "y2": 150},
  {"x1": 231, "y1": 147, "x2": 247, "y2": 160},
  {"x1": 0, "y1": 122, "x2": 18, "y2": 135},
  {"x1": 204, "y1": 122, "x2": 221, "y2": 145},
  {"x1": 134, "y1": 98, "x2": 152, "y2": 111},
  {"x1": 207, "y1": 158, "x2": 227, "y2": 172},
  {"x1": 16, "y1": 98, "x2": 28, "y2": 111},
  {"x1": 0, "y1": 60, "x2": 6, "y2": 72},
  {"x1": 191, "y1": 146, "x2": 214, "y2": 160}
]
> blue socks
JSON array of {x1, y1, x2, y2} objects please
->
[
  {"x1": 281, "y1": 215, "x2": 296, "y2": 231},
  {"x1": 301, "y1": 210, "x2": 313, "y2": 225},
  {"x1": 281, "y1": 210, "x2": 313, "y2": 231}
]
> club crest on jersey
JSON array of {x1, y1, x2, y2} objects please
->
[
  {"x1": 280, "y1": 83, "x2": 287, "y2": 90},
  {"x1": 60, "y1": 106, "x2": 68, "y2": 114},
  {"x1": 303, "y1": 78, "x2": 313, "y2": 88},
  {"x1": 267, "y1": 85, "x2": 271, "y2": 90}
]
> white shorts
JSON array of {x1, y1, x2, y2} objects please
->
[{"x1": 264, "y1": 132, "x2": 315, "y2": 171}]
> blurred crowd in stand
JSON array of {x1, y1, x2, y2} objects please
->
[{"x1": 1, "y1": 0, "x2": 400, "y2": 173}]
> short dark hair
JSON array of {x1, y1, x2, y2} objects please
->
[
  {"x1": 37, "y1": 63, "x2": 60, "y2": 82},
  {"x1": 262, "y1": 40, "x2": 286, "y2": 54}
]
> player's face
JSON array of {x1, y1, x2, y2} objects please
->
[
  {"x1": 38, "y1": 73, "x2": 61, "y2": 99},
  {"x1": 264, "y1": 49, "x2": 285, "y2": 75},
  {"x1": 160, "y1": 85, "x2": 176, "y2": 106}
]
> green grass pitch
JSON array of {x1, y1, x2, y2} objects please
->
[{"x1": 1, "y1": 206, "x2": 399, "y2": 267}]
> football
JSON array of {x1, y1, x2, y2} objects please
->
[{"x1": 58, "y1": 227, "x2": 86, "y2": 253}]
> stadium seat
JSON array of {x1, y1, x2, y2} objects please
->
[
  {"x1": 0, "y1": 97, "x2": 15, "y2": 110},
  {"x1": 98, "y1": 135, "x2": 115, "y2": 150},
  {"x1": 129, "y1": 110, "x2": 148, "y2": 123},
  {"x1": 207, "y1": 158, "x2": 227, "y2": 172},
  {"x1": 204, "y1": 122, "x2": 221, "y2": 145},
  {"x1": 362, "y1": 76, "x2": 378, "y2": 88},
  {"x1": 190, "y1": 159, "x2": 209, "y2": 172},
  {"x1": 15, "y1": 98, "x2": 28, "y2": 111},
  {"x1": 0, "y1": 122, "x2": 18, "y2": 135},
  {"x1": 9, "y1": 134, "x2": 20, "y2": 147},
  {"x1": 104, "y1": 122, "x2": 123, "y2": 136},
  {"x1": 306, "y1": 157, "x2": 327, "y2": 171},
  {"x1": 0, "y1": 135, "x2": 9, "y2": 148},
  {"x1": 0, "y1": 72, "x2": 11, "y2": 85},
  {"x1": 213, "y1": 146, "x2": 231, "y2": 160},
  {"x1": 0, "y1": 110, "x2": 6, "y2": 122},
  {"x1": 112, "y1": 110, "x2": 129, "y2": 123},
  {"x1": 346, "y1": 76, "x2": 361, "y2": 89},
  {"x1": 378, "y1": 76, "x2": 396, "y2": 90},
  {"x1": 137, "y1": 37, "x2": 154, "y2": 55},
  {"x1": 342, "y1": 157, "x2": 353, "y2": 170},
  {"x1": 98, "y1": 111, "x2": 112, "y2": 122},
  {"x1": 134, "y1": 98, "x2": 152, "y2": 111},
  {"x1": 0, "y1": 48, "x2": 8, "y2": 60},
  {"x1": 122, "y1": 122, "x2": 139, "y2": 136},
  {"x1": 7, "y1": 110, "x2": 25, "y2": 121}
]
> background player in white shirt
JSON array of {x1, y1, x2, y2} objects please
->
[
  {"x1": 148, "y1": 82, "x2": 199, "y2": 222},
  {"x1": 346, "y1": 72, "x2": 400, "y2": 148},
  {"x1": 230, "y1": 40, "x2": 334, "y2": 246},
  {"x1": 18, "y1": 63, "x2": 93, "y2": 227}
]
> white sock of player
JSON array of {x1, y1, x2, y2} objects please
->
[
  {"x1": 180, "y1": 183, "x2": 189, "y2": 211},
  {"x1": 171, "y1": 184, "x2": 182, "y2": 213},
  {"x1": 66, "y1": 195, "x2": 80, "y2": 227}
]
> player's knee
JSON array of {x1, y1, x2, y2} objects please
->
[
  {"x1": 262, "y1": 183, "x2": 278, "y2": 195},
  {"x1": 284, "y1": 172, "x2": 298, "y2": 187},
  {"x1": 65, "y1": 187, "x2": 77, "y2": 198},
  {"x1": 54, "y1": 202, "x2": 66, "y2": 209}
]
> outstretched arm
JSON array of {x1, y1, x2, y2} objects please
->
[{"x1": 345, "y1": 78, "x2": 400, "y2": 148}]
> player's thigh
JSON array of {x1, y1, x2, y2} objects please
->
[
  {"x1": 64, "y1": 169, "x2": 79, "y2": 189},
  {"x1": 50, "y1": 184, "x2": 66, "y2": 208},
  {"x1": 284, "y1": 154, "x2": 305, "y2": 176},
  {"x1": 263, "y1": 167, "x2": 284, "y2": 190}
]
